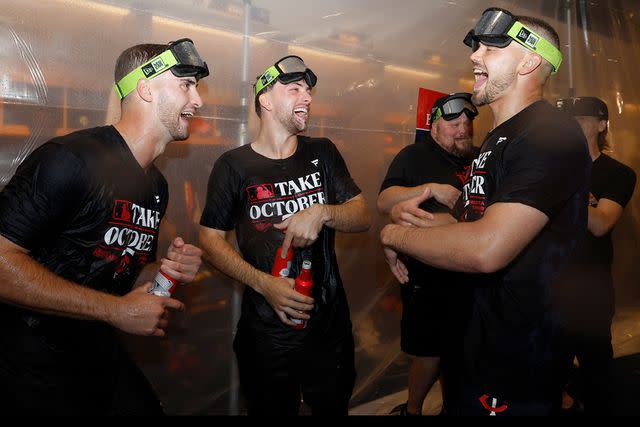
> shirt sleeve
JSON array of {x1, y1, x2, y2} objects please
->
[
  {"x1": 200, "y1": 155, "x2": 242, "y2": 231},
  {"x1": 492, "y1": 129, "x2": 590, "y2": 218},
  {"x1": 599, "y1": 161, "x2": 637, "y2": 208},
  {"x1": 0, "y1": 143, "x2": 89, "y2": 250},
  {"x1": 379, "y1": 146, "x2": 415, "y2": 193},
  {"x1": 323, "y1": 139, "x2": 361, "y2": 204}
]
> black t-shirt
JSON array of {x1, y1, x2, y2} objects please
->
[
  {"x1": 0, "y1": 126, "x2": 168, "y2": 351},
  {"x1": 578, "y1": 153, "x2": 636, "y2": 267},
  {"x1": 200, "y1": 136, "x2": 361, "y2": 333},
  {"x1": 380, "y1": 134, "x2": 473, "y2": 288},
  {"x1": 452, "y1": 100, "x2": 591, "y2": 400}
]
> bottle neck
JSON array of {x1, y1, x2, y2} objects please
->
[{"x1": 298, "y1": 268, "x2": 312, "y2": 281}]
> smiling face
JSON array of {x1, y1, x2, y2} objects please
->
[
  {"x1": 155, "y1": 72, "x2": 203, "y2": 141},
  {"x1": 470, "y1": 42, "x2": 524, "y2": 106},
  {"x1": 431, "y1": 113, "x2": 475, "y2": 158},
  {"x1": 269, "y1": 79, "x2": 312, "y2": 133}
]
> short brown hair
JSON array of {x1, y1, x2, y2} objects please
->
[
  {"x1": 516, "y1": 15, "x2": 560, "y2": 74},
  {"x1": 114, "y1": 43, "x2": 169, "y2": 84}
]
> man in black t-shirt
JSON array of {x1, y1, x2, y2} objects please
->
[
  {"x1": 381, "y1": 10, "x2": 591, "y2": 415},
  {"x1": 199, "y1": 56, "x2": 371, "y2": 415},
  {"x1": 378, "y1": 93, "x2": 477, "y2": 416},
  {"x1": 0, "y1": 40, "x2": 207, "y2": 415},
  {"x1": 554, "y1": 97, "x2": 637, "y2": 415}
]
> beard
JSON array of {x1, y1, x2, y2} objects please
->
[
  {"x1": 277, "y1": 109, "x2": 307, "y2": 134},
  {"x1": 158, "y1": 93, "x2": 190, "y2": 141},
  {"x1": 472, "y1": 69, "x2": 516, "y2": 106},
  {"x1": 450, "y1": 138, "x2": 475, "y2": 159}
]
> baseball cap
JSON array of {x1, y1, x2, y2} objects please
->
[{"x1": 556, "y1": 97, "x2": 608, "y2": 120}]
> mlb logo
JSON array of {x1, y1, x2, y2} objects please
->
[
  {"x1": 247, "y1": 184, "x2": 276, "y2": 202},
  {"x1": 112, "y1": 200, "x2": 133, "y2": 221}
]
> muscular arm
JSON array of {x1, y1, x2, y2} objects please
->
[
  {"x1": 0, "y1": 235, "x2": 182, "y2": 336},
  {"x1": 322, "y1": 193, "x2": 372, "y2": 232},
  {"x1": 381, "y1": 202, "x2": 549, "y2": 273},
  {"x1": 198, "y1": 226, "x2": 314, "y2": 325},
  {"x1": 587, "y1": 198, "x2": 624, "y2": 237}
]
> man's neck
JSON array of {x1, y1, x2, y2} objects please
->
[
  {"x1": 489, "y1": 86, "x2": 543, "y2": 129},
  {"x1": 252, "y1": 120, "x2": 299, "y2": 159},
  {"x1": 114, "y1": 115, "x2": 166, "y2": 171},
  {"x1": 587, "y1": 137, "x2": 601, "y2": 161}
]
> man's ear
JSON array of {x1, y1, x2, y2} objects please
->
[
  {"x1": 259, "y1": 91, "x2": 272, "y2": 112},
  {"x1": 598, "y1": 119, "x2": 608, "y2": 133},
  {"x1": 136, "y1": 79, "x2": 153, "y2": 102},
  {"x1": 519, "y1": 52, "x2": 543, "y2": 76}
]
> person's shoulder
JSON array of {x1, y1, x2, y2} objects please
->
[
  {"x1": 48, "y1": 126, "x2": 117, "y2": 160},
  {"x1": 599, "y1": 153, "x2": 637, "y2": 180},
  {"x1": 299, "y1": 135, "x2": 334, "y2": 149}
]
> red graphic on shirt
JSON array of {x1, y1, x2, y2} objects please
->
[
  {"x1": 113, "y1": 200, "x2": 132, "y2": 221},
  {"x1": 247, "y1": 184, "x2": 276, "y2": 202},
  {"x1": 479, "y1": 394, "x2": 509, "y2": 415},
  {"x1": 246, "y1": 173, "x2": 326, "y2": 231},
  {"x1": 456, "y1": 164, "x2": 472, "y2": 185}
]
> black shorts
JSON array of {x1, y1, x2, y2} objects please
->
[
  {"x1": 233, "y1": 314, "x2": 356, "y2": 416},
  {"x1": 399, "y1": 280, "x2": 448, "y2": 357},
  {"x1": 0, "y1": 313, "x2": 163, "y2": 415}
]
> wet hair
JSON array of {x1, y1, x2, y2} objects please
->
[
  {"x1": 516, "y1": 15, "x2": 561, "y2": 74},
  {"x1": 114, "y1": 43, "x2": 169, "y2": 87}
]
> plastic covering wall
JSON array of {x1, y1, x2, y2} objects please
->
[{"x1": 1, "y1": 0, "x2": 638, "y2": 414}]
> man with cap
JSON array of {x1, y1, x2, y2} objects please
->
[
  {"x1": 199, "y1": 55, "x2": 371, "y2": 415},
  {"x1": 378, "y1": 92, "x2": 478, "y2": 416},
  {"x1": 381, "y1": 8, "x2": 591, "y2": 415},
  {"x1": 554, "y1": 97, "x2": 636, "y2": 415},
  {"x1": 0, "y1": 39, "x2": 207, "y2": 414}
]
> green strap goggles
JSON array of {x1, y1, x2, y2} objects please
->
[
  {"x1": 463, "y1": 8, "x2": 563, "y2": 74},
  {"x1": 114, "y1": 38, "x2": 209, "y2": 100}
]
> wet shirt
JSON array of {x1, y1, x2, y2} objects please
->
[
  {"x1": 0, "y1": 126, "x2": 167, "y2": 349},
  {"x1": 200, "y1": 136, "x2": 361, "y2": 332},
  {"x1": 452, "y1": 101, "x2": 591, "y2": 400},
  {"x1": 380, "y1": 134, "x2": 473, "y2": 290}
]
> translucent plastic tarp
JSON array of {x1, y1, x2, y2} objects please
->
[{"x1": 1, "y1": 0, "x2": 638, "y2": 414}]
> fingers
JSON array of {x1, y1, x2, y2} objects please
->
[
  {"x1": 281, "y1": 231, "x2": 294, "y2": 256},
  {"x1": 171, "y1": 236, "x2": 185, "y2": 249},
  {"x1": 273, "y1": 218, "x2": 290, "y2": 230},
  {"x1": 390, "y1": 258, "x2": 409, "y2": 284},
  {"x1": 161, "y1": 297, "x2": 185, "y2": 312},
  {"x1": 276, "y1": 310, "x2": 297, "y2": 326}
]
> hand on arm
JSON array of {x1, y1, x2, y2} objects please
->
[
  {"x1": 199, "y1": 226, "x2": 314, "y2": 326},
  {"x1": 378, "y1": 183, "x2": 460, "y2": 214},
  {"x1": 381, "y1": 202, "x2": 549, "y2": 273}
]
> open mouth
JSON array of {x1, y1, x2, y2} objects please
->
[
  {"x1": 294, "y1": 107, "x2": 308, "y2": 121},
  {"x1": 180, "y1": 111, "x2": 194, "y2": 119},
  {"x1": 473, "y1": 70, "x2": 488, "y2": 91}
]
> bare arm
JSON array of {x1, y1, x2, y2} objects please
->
[
  {"x1": 377, "y1": 183, "x2": 461, "y2": 213},
  {"x1": 381, "y1": 202, "x2": 549, "y2": 274},
  {"x1": 274, "y1": 194, "x2": 371, "y2": 253},
  {"x1": 587, "y1": 198, "x2": 624, "y2": 237},
  {"x1": 198, "y1": 226, "x2": 314, "y2": 326},
  {"x1": 0, "y1": 234, "x2": 183, "y2": 336}
]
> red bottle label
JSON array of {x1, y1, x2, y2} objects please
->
[
  {"x1": 148, "y1": 271, "x2": 178, "y2": 297},
  {"x1": 271, "y1": 246, "x2": 293, "y2": 278}
]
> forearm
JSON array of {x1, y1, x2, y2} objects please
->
[
  {"x1": 587, "y1": 205, "x2": 617, "y2": 237},
  {"x1": 199, "y1": 228, "x2": 271, "y2": 294},
  {"x1": 377, "y1": 185, "x2": 426, "y2": 213},
  {"x1": 0, "y1": 248, "x2": 116, "y2": 321},
  {"x1": 322, "y1": 195, "x2": 372, "y2": 232},
  {"x1": 381, "y1": 223, "x2": 486, "y2": 273}
]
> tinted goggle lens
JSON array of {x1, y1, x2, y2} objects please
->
[{"x1": 169, "y1": 39, "x2": 209, "y2": 79}]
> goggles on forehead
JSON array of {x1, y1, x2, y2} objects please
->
[
  {"x1": 463, "y1": 8, "x2": 563, "y2": 74},
  {"x1": 430, "y1": 93, "x2": 478, "y2": 125},
  {"x1": 115, "y1": 38, "x2": 209, "y2": 100},
  {"x1": 254, "y1": 55, "x2": 317, "y2": 95}
]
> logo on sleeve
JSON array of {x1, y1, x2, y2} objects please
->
[{"x1": 311, "y1": 159, "x2": 319, "y2": 167}]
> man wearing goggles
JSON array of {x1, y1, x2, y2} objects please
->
[
  {"x1": 200, "y1": 56, "x2": 371, "y2": 415},
  {"x1": 553, "y1": 97, "x2": 636, "y2": 415},
  {"x1": 379, "y1": 92, "x2": 477, "y2": 416},
  {"x1": 381, "y1": 9, "x2": 591, "y2": 415},
  {"x1": 0, "y1": 40, "x2": 207, "y2": 414},
  {"x1": 114, "y1": 38, "x2": 209, "y2": 100}
]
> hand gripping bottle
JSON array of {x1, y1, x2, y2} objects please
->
[
  {"x1": 291, "y1": 260, "x2": 313, "y2": 330},
  {"x1": 148, "y1": 271, "x2": 178, "y2": 297},
  {"x1": 271, "y1": 246, "x2": 294, "y2": 278}
]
